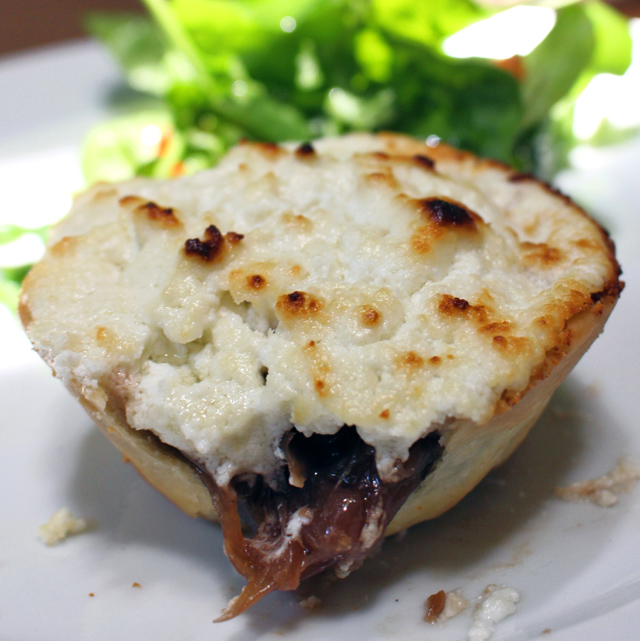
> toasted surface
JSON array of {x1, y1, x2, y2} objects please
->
[{"x1": 21, "y1": 133, "x2": 621, "y2": 492}]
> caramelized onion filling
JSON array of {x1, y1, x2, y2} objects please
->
[{"x1": 195, "y1": 427, "x2": 443, "y2": 620}]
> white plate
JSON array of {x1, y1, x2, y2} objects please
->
[{"x1": 2, "y1": 41, "x2": 640, "y2": 641}]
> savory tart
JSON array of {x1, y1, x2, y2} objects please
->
[{"x1": 20, "y1": 133, "x2": 622, "y2": 619}]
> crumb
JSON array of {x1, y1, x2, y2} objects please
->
[
  {"x1": 425, "y1": 589, "x2": 468, "y2": 625},
  {"x1": 89, "y1": 593, "x2": 95, "y2": 597},
  {"x1": 38, "y1": 508, "x2": 88, "y2": 545},
  {"x1": 132, "y1": 582, "x2": 142, "y2": 588},
  {"x1": 555, "y1": 458, "x2": 640, "y2": 507},
  {"x1": 542, "y1": 629, "x2": 552, "y2": 635},
  {"x1": 468, "y1": 584, "x2": 519, "y2": 641},
  {"x1": 299, "y1": 595, "x2": 322, "y2": 611},
  {"x1": 441, "y1": 589, "x2": 468, "y2": 623}
]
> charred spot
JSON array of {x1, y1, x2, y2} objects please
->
[
  {"x1": 306, "y1": 340, "x2": 316, "y2": 349},
  {"x1": 295, "y1": 142, "x2": 316, "y2": 158},
  {"x1": 415, "y1": 197, "x2": 481, "y2": 229},
  {"x1": 413, "y1": 154, "x2": 435, "y2": 171},
  {"x1": 184, "y1": 226, "x2": 243, "y2": 263},
  {"x1": 276, "y1": 291, "x2": 324, "y2": 319},
  {"x1": 184, "y1": 225, "x2": 225, "y2": 262},
  {"x1": 429, "y1": 356, "x2": 441, "y2": 365},
  {"x1": 438, "y1": 295, "x2": 470, "y2": 314},
  {"x1": 508, "y1": 172, "x2": 535, "y2": 183},
  {"x1": 359, "y1": 305, "x2": 381, "y2": 327},
  {"x1": 226, "y1": 231, "x2": 244, "y2": 245},
  {"x1": 135, "y1": 201, "x2": 181, "y2": 227},
  {"x1": 493, "y1": 335, "x2": 507, "y2": 347},
  {"x1": 379, "y1": 409, "x2": 390, "y2": 419},
  {"x1": 591, "y1": 279, "x2": 624, "y2": 303},
  {"x1": 248, "y1": 274, "x2": 266, "y2": 290}
]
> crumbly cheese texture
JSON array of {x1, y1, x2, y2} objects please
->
[
  {"x1": 469, "y1": 585, "x2": 520, "y2": 641},
  {"x1": 38, "y1": 508, "x2": 88, "y2": 545},
  {"x1": 555, "y1": 458, "x2": 640, "y2": 507},
  {"x1": 22, "y1": 134, "x2": 617, "y2": 483}
]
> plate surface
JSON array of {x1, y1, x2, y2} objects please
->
[{"x1": 1, "y1": 41, "x2": 640, "y2": 641}]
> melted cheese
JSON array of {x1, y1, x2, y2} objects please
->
[{"x1": 22, "y1": 134, "x2": 618, "y2": 483}]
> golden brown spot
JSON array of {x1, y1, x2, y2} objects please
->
[
  {"x1": 306, "y1": 340, "x2": 316, "y2": 349},
  {"x1": 447, "y1": 354, "x2": 455, "y2": 360},
  {"x1": 399, "y1": 351, "x2": 424, "y2": 368},
  {"x1": 410, "y1": 226, "x2": 435, "y2": 254},
  {"x1": 250, "y1": 141, "x2": 285, "y2": 159},
  {"x1": 575, "y1": 238, "x2": 601, "y2": 251},
  {"x1": 50, "y1": 236, "x2": 78, "y2": 257},
  {"x1": 522, "y1": 242, "x2": 562, "y2": 267},
  {"x1": 480, "y1": 321, "x2": 511, "y2": 335},
  {"x1": 92, "y1": 187, "x2": 117, "y2": 202},
  {"x1": 238, "y1": 163, "x2": 248, "y2": 172},
  {"x1": 281, "y1": 212, "x2": 313, "y2": 232},
  {"x1": 118, "y1": 195, "x2": 144, "y2": 207},
  {"x1": 295, "y1": 142, "x2": 316, "y2": 158},
  {"x1": 247, "y1": 274, "x2": 266, "y2": 290},
  {"x1": 18, "y1": 298, "x2": 33, "y2": 329},
  {"x1": 429, "y1": 356, "x2": 441, "y2": 365},
  {"x1": 96, "y1": 327, "x2": 109, "y2": 343},
  {"x1": 134, "y1": 201, "x2": 181, "y2": 228},
  {"x1": 425, "y1": 590, "x2": 446, "y2": 624},
  {"x1": 314, "y1": 378, "x2": 327, "y2": 395},
  {"x1": 225, "y1": 231, "x2": 244, "y2": 245},
  {"x1": 379, "y1": 409, "x2": 390, "y2": 419},
  {"x1": 359, "y1": 305, "x2": 381, "y2": 327},
  {"x1": 89, "y1": 593, "x2": 95, "y2": 597},
  {"x1": 276, "y1": 291, "x2": 324, "y2": 319},
  {"x1": 132, "y1": 582, "x2": 141, "y2": 588},
  {"x1": 492, "y1": 334, "x2": 530, "y2": 354},
  {"x1": 365, "y1": 170, "x2": 400, "y2": 189},
  {"x1": 290, "y1": 264, "x2": 303, "y2": 276}
]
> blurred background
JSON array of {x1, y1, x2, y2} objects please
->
[{"x1": 2, "y1": 0, "x2": 639, "y2": 56}]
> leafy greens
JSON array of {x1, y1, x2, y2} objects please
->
[{"x1": 0, "y1": 0, "x2": 633, "y2": 311}]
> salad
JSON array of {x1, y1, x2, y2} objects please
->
[{"x1": 0, "y1": 0, "x2": 633, "y2": 311}]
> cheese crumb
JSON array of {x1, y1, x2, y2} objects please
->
[
  {"x1": 555, "y1": 458, "x2": 640, "y2": 507},
  {"x1": 468, "y1": 585, "x2": 520, "y2": 641},
  {"x1": 299, "y1": 595, "x2": 322, "y2": 611},
  {"x1": 38, "y1": 508, "x2": 88, "y2": 545},
  {"x1": 441, "y1": 589, "x2": 468, "y2": 623}
]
